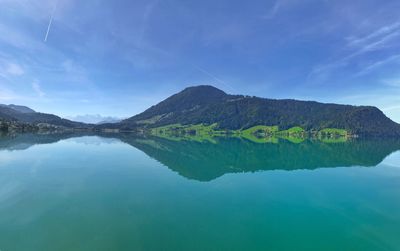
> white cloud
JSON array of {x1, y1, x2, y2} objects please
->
[
  {"x1": 0, "y1": 61, "x2": 25, "y2": 79},
  {"x1": 5, "y1": 63, "x2": 24, "y2": 76},
  {"x1": 32, "y1": 80, "x2": 45, "y2": 97}
]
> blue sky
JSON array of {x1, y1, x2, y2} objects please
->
[{"x1": 1, "y1": 0, "x2": 400, "y2": 122}]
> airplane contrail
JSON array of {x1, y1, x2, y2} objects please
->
[
  {"x1": 194, "y1": 65, "x2": 237, "y2": 92},
  {"x1": 44, "y1": 0, "x2": 59, "y2": 42}
]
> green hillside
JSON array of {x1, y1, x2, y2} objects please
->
[{"x1": 114, "y1": 85, "x2": 400, "y2": 137}]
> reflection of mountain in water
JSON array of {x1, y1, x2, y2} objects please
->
[
  {"x1": 121, "y1": 136, "x2": 400, "y2": 181},
  {"x1": 1, "y1": 133, "x2": 400, "y2": 181},
  {"x1": 0, "y1": 132, "x2": 89, "y2": 151}
]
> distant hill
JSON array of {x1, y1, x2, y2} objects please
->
[
  {"x1": 0, "y1": 104, "x2": 35, "y2": 113},
  {"x1": 0, "y1": 104, "x2": 89, "y2": 131},
  {"x1": 97, "y1": 118, "x2": 122, "y2": 124},
  {"x1": 117, "y1": 85, "x2": 400, "y2": 137}
]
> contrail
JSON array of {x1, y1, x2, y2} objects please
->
[
  {"x1": 194, "y1": 65, "x2": 237, "y2": 92},
  {"x1": 44, "y1": 0, "x2": 59, "y2": 42}
]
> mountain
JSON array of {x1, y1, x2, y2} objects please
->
[
  {"x1": 0, "y1": 104, "x2": 35, "y2": 113},
  {"x1": 0, "y1": 104, "x2": 89, "y2": 131},
  {"x1": 66, "y1": 114, "x2": 122, "y2": 124},
  {"x1": 2, "y1": 86, "x2": 400, "y2": 137},
  {"x1": 117, "y1": 85, "x2": 400, "y2": 137},
  {"x1": 97, "y1": 118, "x2": 122, "y2": 124}
]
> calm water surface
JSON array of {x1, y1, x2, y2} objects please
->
[{"x1": 0, "y1": 133, "x2": 400, "y2": 251}]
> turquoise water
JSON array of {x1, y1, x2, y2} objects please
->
[{"x1": 1, "y1": 134, "x2": 400, "y2": 250}]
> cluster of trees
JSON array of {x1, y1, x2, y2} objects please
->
[
  {"x1": 0, "y1": 119, "x2": 39, "y2": 133},
  {"x1": 0, "y1": 120, "x2": 8, "y2": 132}
]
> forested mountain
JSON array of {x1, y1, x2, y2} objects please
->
[
  {"x1": 0, "y1": 104, "x2": 88, "y2": 132},
  {"x1": 118, "y1": 85, "x2": 400, "y2": 137}
]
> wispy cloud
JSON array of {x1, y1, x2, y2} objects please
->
[
  {"x1": 6, "y1": 63, "x2": 24, "y2": 76},
  {"x1": 60, "y1": 59, "x2": 92, "y2": 85},
  {"x1": 0, "y1": 23, "x2": 45, "y2": 53},
  {"x1": 336, "y1": 90, "x2": 400, "y2": 123},
  {"x1": 348, "y1": 21, "x2": 400, "y2": 54},
  {"x1": 347, "y1": 22, "x2": 400, "y2": 47},
  {"x1": 309, "y1": 21, "x2": 400, "y2": 82},
  {"x1": 354, "y1": 31, "x2": 400, "y2": 54},
  {"x1": 356, "y1": 54, "x2": 400, "y2": 76},
  {"x1": 137, "y1": 0, "x2": 159, "y2": 48},
  {"x1": 382, "y1": 77, "x2": 400, "y2": 87},
  {"x1": 0, "y1": 62, "x2": 24, "y2": 78},
  {"x1": 263, "y1": 0, "x2": 284, "y2": 19},
  {"x1": 32, "y1": 80, "x2": 45, "y2": 97}
]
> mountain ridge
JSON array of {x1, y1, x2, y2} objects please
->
[
  {"x1": 1, "y1": 85, "x2": 400, "y2": 137},
  {"x1": 0, "y1": 104, "x2": 35, "y2": 113},
  {"x1": 0, "y1": 104, "x2": 89, "y2": 132},
  {"x1": 116, "y1": 85, "x2": 400, "y2": 137}
]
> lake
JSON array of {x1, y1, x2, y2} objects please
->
[{"x1": 1, "y1": 133, "x2": 400, "y2": 251}]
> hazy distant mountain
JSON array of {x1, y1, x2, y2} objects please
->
[
  {"x1": 97, "y1": 118, "x2": 122, "y2": 124},
  {"x1": 118, "y1": 85, "x2": 400, "y2": 137},
  {"x1": 66, "y1": 114, "x2": 122, "y2": 124}
]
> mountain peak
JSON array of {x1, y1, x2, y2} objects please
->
[
  {"x1": 180, "y1": 85, "x2": 226, "y2": 95},
  {"x1": 161, "y1": 85, "x2": 228, "y2": 109},
  {"x1": 122, "y1": 85, "x2": 229, "y2": 124},
  {"x1": 0, "y1": 104, "x2": 35, "y2": 113},
  {"x1": 171, "y1": 85, "x2": 228, "y2": 103}
]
